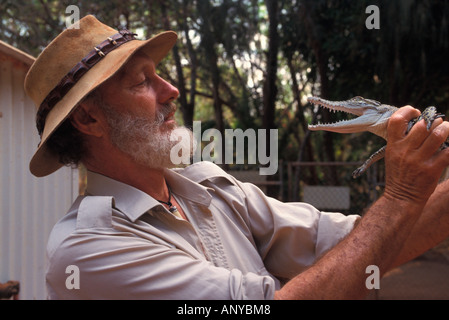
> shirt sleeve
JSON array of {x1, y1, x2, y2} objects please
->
[
  {"x1": 211, "y1": 175, "x2": 360, "y2": 281},
  {"x1": 46, "y1": 213, "x2": 276, "y2": 300}
]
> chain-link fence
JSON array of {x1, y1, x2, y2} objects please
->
[
  {"x1": 228, "y1": 161, "x2": 385, "y2": 216},
  {"x1": 287, "y1": 161, "x2": 385, "y2": 216}
]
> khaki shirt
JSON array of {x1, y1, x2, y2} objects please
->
[{"x1": 46, "y1": 161, "x2": 359, "y2": 299}]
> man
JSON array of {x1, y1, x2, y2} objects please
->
[{"x1": 25, "y1": 15, "x2": 449, "y2": 299}]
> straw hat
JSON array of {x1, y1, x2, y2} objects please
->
[{"x1": 25, "y1": 15, "x2": 177, "y2": 177}]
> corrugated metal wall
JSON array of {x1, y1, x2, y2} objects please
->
[{"x1": 0, "y1": 49, "x2": 78, "y2": 299}]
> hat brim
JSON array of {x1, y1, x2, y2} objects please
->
[{"x1": 29, "y1": 31, "x2": 178, "y2": 177}]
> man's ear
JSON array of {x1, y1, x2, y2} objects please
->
[{"x1": 70, "y1": 101, "x2": 106, "y2": 138}]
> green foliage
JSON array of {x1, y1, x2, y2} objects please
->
[{"x1": 2, "y1": 0, "x2": 449, "y2": 201}]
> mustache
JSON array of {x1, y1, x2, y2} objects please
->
[{"x1": 155, "y1": 103, "x2": 177, "y2": 125}]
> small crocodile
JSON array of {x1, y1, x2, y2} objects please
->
[{"x1": 307, "y1": 96, "x2": 447, "y2": 178}]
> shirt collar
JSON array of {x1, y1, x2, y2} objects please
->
[{"x1": 85, "y1": 168, "x2": 212, "y2": 222}]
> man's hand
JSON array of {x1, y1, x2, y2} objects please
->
[
  {"x1": 275, "y1": 105, "x2": 449, "y2": 300},
  {"x1": 384, "y1": 106, "x2": 449, "y2": 205}
]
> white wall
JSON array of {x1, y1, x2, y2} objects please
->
[{"x1": 0, "y1": 44, "x2": 78, "y2": 299}]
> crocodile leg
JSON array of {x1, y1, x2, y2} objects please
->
[
  {"x1": 407, "y1": 106, "x2": 444, "y2": 131},
  {"x1": 407, "y1": 106, "x2": 448, "y2": 150}
]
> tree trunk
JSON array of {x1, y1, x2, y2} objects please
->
[
  {"x1": 263, "y1": 0, "x2": 278, "y2": 134},
  {"x1": 160, "y1": 1, "x2": 195, "y2": 128},
  {"x1": 197, "y1": 0, "x2": 225, "y2": 164},
  {"x1": 263, "y1": 0, "x2": 280, "y2": 196}
]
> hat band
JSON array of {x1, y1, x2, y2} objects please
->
[{"x1": 36, "y1": 29, "x2": 137, "y2": 136}]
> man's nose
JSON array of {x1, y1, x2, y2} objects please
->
[{"x1": 157, "y1": 76, "x2": 179, "y2": 104}]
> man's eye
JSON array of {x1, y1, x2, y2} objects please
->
[{"x1": 135, "y1": 76, "x2": 150, "y2": 87}]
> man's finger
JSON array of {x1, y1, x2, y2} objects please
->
[
  {"x1": 387, "y1": 106, "x2": 421, "y2": 141},
  {"x1": 404, "y1": 117, "x2": 444, "y2": 150},
  {"x1": 433, "y1": 146, "x2": 449, "y2": 170},
  {"x1": 404, "y1": 118, "x2": 433, "y2": 149},
  {"x1": 421, "y1": 121, "x2": 449, "y2": 156}
]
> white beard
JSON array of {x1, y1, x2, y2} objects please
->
[{"x1": 101, "y1": 103, "x2": 194, "y2": 169}]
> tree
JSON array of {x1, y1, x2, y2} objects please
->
[{"x1": 3, "y1": 0, "x2": 449, "y2": 202}]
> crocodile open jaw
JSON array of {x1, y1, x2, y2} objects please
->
[{"x1": 307, "y1": 96, "x2": 397, "y2": 140}]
